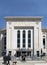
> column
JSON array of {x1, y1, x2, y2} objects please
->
[
  {"x1": 12, "y1": 49, "x2": 16, "y2": 56},
  {"x1": 45, "y1": 32, "x2": 47, "y2": 53},
  {"x1": 26, "y1": 30, "x2": 28, "y2": 49},
  {"x1": 20, "y1": 30, "x2": 22, "y2": 49}
]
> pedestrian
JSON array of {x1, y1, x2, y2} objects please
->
[
  {"x1": 7, "y1": 53, "x2": 11, "y2": 65},
  {"x1": 41, "y1": 49, "x2": 43, "y2": 58},
  {"x1": 3, "y1": 55, "x2": 7, "y2": 64}
]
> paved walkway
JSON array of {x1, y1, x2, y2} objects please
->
[
  {"x1": 0, "y1": 57, "x2": 47, "y2": 65},
  {"x1": 16, "y1": 61, "x2": 47, "y2": 65}
]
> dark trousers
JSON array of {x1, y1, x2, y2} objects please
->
[{"x1": 6, "y1": 60, "x2": 10, "y2": 65}]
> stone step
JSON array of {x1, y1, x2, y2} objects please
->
[{"x1": 0, "y1": 60, "x2": 47, "y2": 65}]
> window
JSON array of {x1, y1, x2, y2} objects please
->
[
  {"x1": 43, "y1": 38, "x2": 45, "y2": 48},
  {"x1": 28, "y1": 30, "x2": 31, "y2": 48},
  {"x1": 4, "y1": 47, "x2": 6, "y2": 49},
  {"x1": 17, "y1": 30, "x2": 20, "y2": 48},
  {"x1": 4, "y1": 37, "x2": 6, "y2": 45},
  {"x1": 4, "y1": 33, "x2": 6, "y2": 35},
  {"x1": 4, "y1": 37, "x2": 6, "y2": 50},
  {"x1": 43, "y1": 36, "x2": 45, "y2": 37},
  {"x1": 23, "y1": 30, "x2": 26, "y2": 47}
]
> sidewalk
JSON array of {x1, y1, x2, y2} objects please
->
[{"x1": 0, "y1": 57, "x2": 47, "y2": 65}]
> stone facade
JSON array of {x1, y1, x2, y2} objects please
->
[{"x1": 0, "y1": 16, "x2": 47, "y2": 57}]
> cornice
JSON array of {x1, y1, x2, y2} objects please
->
[
  {"x1": 42, "y1": 28, "x2": 47, "y2": 32},
  {"x1": 4, "y1": 16, "x2": 43, "y2": 22}
]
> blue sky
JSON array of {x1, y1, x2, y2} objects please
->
[{"x1": 0, "y1": 0, "x2": 47, "y2": 29}]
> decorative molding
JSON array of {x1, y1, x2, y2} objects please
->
[
  {"x1": 5, "y1": 16, "x2": 43, "y2": 22},
  {"x1": 9, "y1": 27, "x2": 12, "y2": 29},
  {"x1": 14, "y1": 26, "x2": 34, "y2": 29},
  {"x1": 8, "y1": 22, "x2": 12, "y2": 25},
  {"x1": 36, "y1": 22, "x2": 39, "y2": 25}
]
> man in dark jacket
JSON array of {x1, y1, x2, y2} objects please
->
[
  {"x1": 3, "y1": 55, "x2": 7, "y2": 64},
  {"x1": 7, "y1": 53, "x2": 11, "y2": 65}
]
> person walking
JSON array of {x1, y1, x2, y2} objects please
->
[
  {"x1": 7, "y1": 53, "x2": 11, "y2": 65},
  {"x1": 41, "y1": 49, "x2": 43, "y2": 59}
]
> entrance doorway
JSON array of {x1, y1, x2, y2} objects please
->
[
  {"x1": 27, "y1": 51, "x2": 31, "y2": 56},
  {"x1": 16, "y1": 51, "x2": 21, "y2": 57},
  {"x1": 16, "y1": 51, "x2": 31, "y2": 57}
]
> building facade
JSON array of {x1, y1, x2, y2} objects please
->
[{"x1": 0, "y1": 16, "x2": 47, "y2": 57}]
